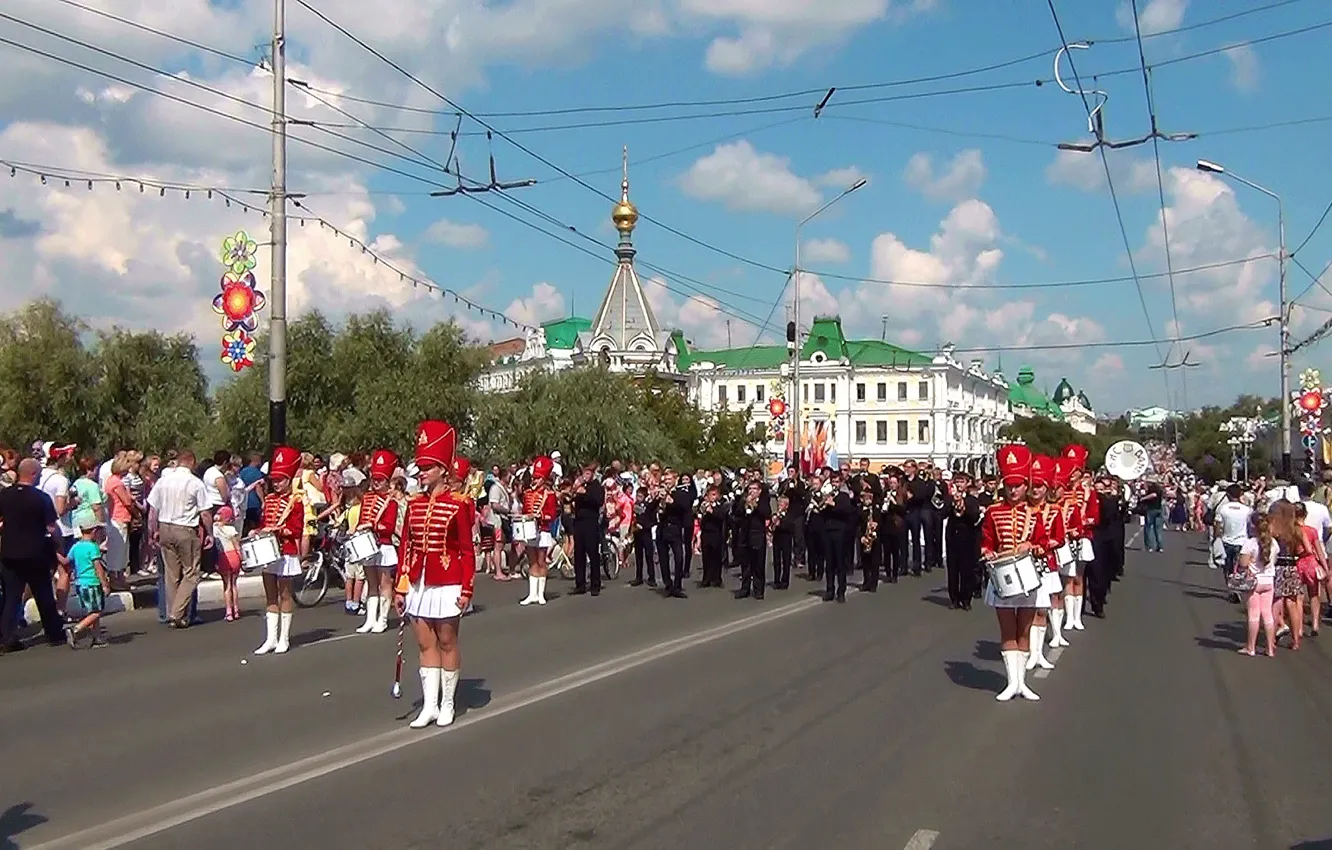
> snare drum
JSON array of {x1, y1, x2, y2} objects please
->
[
  {"x1": 343, "y1": 529, "x2": 379, "y2": 564},
  {"x1": 1078, "y1": 537, "x2": 1095, "y2": 561},
  {"x1": 514, "y1": 516, "x2": 538, "y2": 543},
  {"x1": 241, "y1": 532, "x2": 281, "y2": 572},
  {"x1": 1055, "y1": 542, "x2": 1075, "y2": 568},
  {"x1": 987, "y1": 553, "x2": 1041, "y2": 599}
]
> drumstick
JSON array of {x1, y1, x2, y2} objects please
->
[{"x1": 392, "y1": 611, "x2": 406, "y2": 699}]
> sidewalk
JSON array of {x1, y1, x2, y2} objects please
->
[{"x1": 25, "y1": 573, "x2": 269, "y2": 621}]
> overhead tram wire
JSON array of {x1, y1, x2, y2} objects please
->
[
  {"x1": 947, "y1": 318, "x2": 1274, "y2": 355},
  {"x1": 1131, "y1": 0, "x2": 1189, "y2": 406},
  {"x1": 1045, "y1": 1, "x2": 1169, "y2": 374}
]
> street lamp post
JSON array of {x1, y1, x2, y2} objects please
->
[
  {"x1": 792, "y1": 178, "x2": 867, "y2": 469},
  {"x1": 1197, "y1": 159, "x2": 1289, "y2": 478}
]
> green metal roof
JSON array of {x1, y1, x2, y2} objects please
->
[
  {"x1": 1009, "y1": 365, "x2": 1065, "y2": 420},
  {"x1": 844, "y1": 338, "x2": 933, "y2": 368},
  {"x1": 681, "y1": 345, "x2": 789, "y2": 370},
  {"x1": 541, "y1": 316, "x2": 591, "y2": 350},
  {"x1": 676, "y1": 315, "x2": 933, "y2": 372}
]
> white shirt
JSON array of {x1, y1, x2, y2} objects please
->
[
  {"x1": 1215, "y1": 500, "x2": 1253, "y2": 546},
  {"x1": 98, "y1": 459, "x2": 113, "y2": 488},
  {"x1": 1241, "y1": 537, "x2": 1278, "y2": 581},
  {"x1": 147, "y1": 466, "x2": 209, "y2": 528},
  {"x1": 202, "y1": 465, "x2": 227, "y2": 508},
  {"x1": 1304, "y1": 499, "x2": 1332, "y2": 546},
  {"x1": 39, "y1": 467, "x2": 73, "y2": 536}
]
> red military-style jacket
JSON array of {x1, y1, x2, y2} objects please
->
[
  {"x1": 522, "y1": 486, "x2": 559, "y2": 526},
  {"x1": 1057, "y1": 492, "x2": 1084, "y2": 540},
  {"x1": 359, "y1": 489, "x2": 403, "y2": 547},
  {"x1": 1035, "y1": 500, "x2": 1067, "y2": 571},
  {"x1": 980, "y1": 500, "x2": 1048, "y2": 559},
  {"x1": 395, "y1": 490, "x2": 476, "y2": 595},
  {"x1": 260, "y1": 491, "x2": 305, "y2": 556},
  {"x1": 1073, "y1": 481, "x2": 1100, "y2": 532}
]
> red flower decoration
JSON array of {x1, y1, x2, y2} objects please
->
[{"x1": 768, "y1": 398, "x2": 788, "y2": 417}]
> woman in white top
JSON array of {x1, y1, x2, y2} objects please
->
[{"x1": 1237, "y1": 513, "x2": 1278, "y2": 657}]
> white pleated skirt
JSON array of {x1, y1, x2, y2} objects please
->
[
  {"x1": 1078, "y1": 538, "x2": 1096, "y2": 562},
  {"x1": 1060, "y1": 560, "x2": 1081, "y2": 577},
  {"x1": 985, "y1": 581, "x2": 1040, "y2": 609},
  {"x1": 1035, "y1": 570, "x2": 1064, "y2": 607},
  {"x1": 374, "y1": 544, "x2": 398, "y2": 567},
  {"x1": 404, "y1": 576, "x2": 464, "y2": 620},
  {"x1": 264, "y1": 554, "x2": 303, "y2": 578}
]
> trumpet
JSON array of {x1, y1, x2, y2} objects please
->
[{"x1": 769, "y1": 508, "x2": 786, "y2": 532}]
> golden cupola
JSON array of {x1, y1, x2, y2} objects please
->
[{"x1": 611, "y1": 145, "x2": 638, "y2": 234}]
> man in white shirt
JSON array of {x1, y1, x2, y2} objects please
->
[
  {"x1": 38, "y1": 443, "x2": 77, "y2": 616},
  {"x1": 1214, "y1": 485, "x2": 1253, "y2": 574},
  {"x1": 148, "y1": 450, "x2": 212, "y2": 628},
  {"x1": 549, "y1": 451, "x2": 564, "y2": 484},
  {"x1": 1299, "y1": 481, "x2": 1332, "y2": 549}
]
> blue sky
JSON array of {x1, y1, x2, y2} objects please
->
[{"x1": 1, "y1": 0, "x2": 1329, "y2": 413}]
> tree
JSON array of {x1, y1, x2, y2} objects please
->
[
  {"x1": 0, "y1": 299, "x2": 99, "y2": 451},
  {"x1": 95, "y1": 328, "x2": 209, "y2": 453},
  {"x1": 999, "y1": 416, "x2": 1088, "y2": 458}
]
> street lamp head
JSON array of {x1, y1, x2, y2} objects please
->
[
  {"x1": 1196, "y1": 159, "x2": 1225, "y2": 175},
  {"x1": 848, "y1": 178, "x2": 868, "y2": 193}
]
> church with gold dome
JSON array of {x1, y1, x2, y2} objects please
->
[{"x1": 477, "y1": 147, "x2": 685, "y2": 394}]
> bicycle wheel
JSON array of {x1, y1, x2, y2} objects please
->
[
  {"x1": 602, "y1": 543, "x2": 621, "y2": 580},
  {"x1": 294, "y1": 555, "x2": 329, "y2": 608},
  {"x1": 556, "y1": 547, "x2": 576, "y2": 580}
]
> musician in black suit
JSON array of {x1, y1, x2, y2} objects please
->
[
  {"x1": 819, "y1": 471, "x2": 856, "y2": 603},
  {"x1": 1089, "y1": 475, "x2": 1124, "y2": 617},
  {"x1": 695, "y1": 485, "x2": 727, "y2": 588},
  {"x1": 857, "y1": 488, "x2": 880, "y2": 592},
  {"x1": 902, "y1": 460, "x2": 932, "y2": 575},
  {"x1": 945, "y1": 471, "x2": 982, "y2": 610},
  {"x1": 770, "y1": 494, "x2": 796, "y2": 589},
  {"x1": 974, "y1": 476, "x2": 997, "y2": 598},
  {"x1": 571, "y1": 464, "x2": 605, "y2": 596},
  {"x1": 655, "y1": 469, "x2": 694, "y2": 599},
  {"x1": 777, "y1": 472, "x2": 809, "y2": 572},
  {"x1": 734, "y1": 480, "x2": 772, "y2": 599}
]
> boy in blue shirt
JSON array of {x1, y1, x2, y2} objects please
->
[{"x1": 64, "y1": 519, "x2": 110, "y2": 648}]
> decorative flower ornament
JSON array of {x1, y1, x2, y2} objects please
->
[
  {"x1": 220, "y1": 230, "x2": 258, "y2": 276},
  {"x1": 1300, "y1": 368, "x2": 1322, "y2": 390},
  {"x1": 220, "y1": 329, "x2": 256, "y2": 372},
  {"x1": 212, "y1": 272, "x2": 267, "y2": 332}
]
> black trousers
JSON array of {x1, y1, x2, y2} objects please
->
[
  {"x1": 905, "y1": 509, "x2": 925, "y2": 573},
  {"x1": 792, "y1": 520, "x2": 806, "y2": 567},
  {"x1": 656, "y1": 527, "x2": 685, "y2": 591},
  {"x1": 823, "y1": 527, "x2": 849, "y2": 596},
  {"x1": 923, "y1": 509, "x2": 943, "y2": 570},
  {"x1": 700, "y1": 534, "x2": 725, "y2": 586},
  {"x1": 572, "y1": 520, "x2": 602, "y2": 591},
  {"x1": 772, "y1": 533, "x2": 792, "y2": 587},
  {"x1": 634, "y1": 529, "x2": 656, "y2": 582},
  {"x1": 1088, "y1": 535, "x2": 1117, "y2": 609},
  {"x1": 1, "y1": 557, "x2": 63, "y2": 644},
  {"x1": 741, "y1": 545, "x2": 766, "y2": 593},
  {"x1": 684, "y1": 524, "x2": 696, "y2": 578},
  {"x1": 806, "y1": 522, "x2": 825, "y2": 579},
  {"x1": 945, "y1": 532, "x2": 975, "y2": 604},
  {"x1": 882, "y1": 528, "x2": 906, "y2": 582},
  {"x1": 860, "y1": 543, "x2": 878, "y2": 589}
]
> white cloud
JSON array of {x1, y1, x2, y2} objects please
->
[
  {"x1": 425, "y1": 218, "x2": 489, "y2": 249},
  {"x1": 1116, "y1": 0, "x2": 1187, "y2": 36},
  {"x1": 801, "y1": 238, "x2": 850, "y2": 264},
  {"x1": 819, "y1": 167, "x2": 868, "y2": 190},
  {"x1": 903, "y1": 149, "x2": 986, "y2": 202},
  {"x1": 1224, "y1": 44, "x2": 1260, "y2": 93},
  {"x1": 1046, "y1": 145, "x2": 1157, "y2": 194},
  {"x1": 684, "y1": 0, "x2": 934, "y2": 75},
  {"x1": 643, "y1": 276, "x2": 756, "y2": 349},
  {"x1": 1092, "y1": 353, "x2": 1126, "y2": 375},
  {"x1": 679, "y1": 141, "x2": 822, "y2": 214},
  {"x1": 503, "y1": 282, "x2": 566, "y2": 326}
]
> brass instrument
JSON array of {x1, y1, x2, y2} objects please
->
[
  {"x1": 930, "y1": 481, "x2": 946, "y2": 511},
  {"x1": 744, "y1": 489, "x2": 759, "y2": 514},
  {"x1": 860, "y1": 511, "x2": 878, "y2": 551},
  {"x1": 464, "y1": 469, "x2": 487, "y2": 502},
  {"x1": 769, "y1": 507, "x2": 786, "y2": 533}
]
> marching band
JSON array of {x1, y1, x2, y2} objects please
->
[{"x1": 232, "y1": 437, "x2": 1128, "y2": 716}]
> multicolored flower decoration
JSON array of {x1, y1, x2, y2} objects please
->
[
  {"x1": 212, "y1": 271, "x2": 267, "y2": 332},
  {"x1": 766, "y1": 382, "x2": 788, "y2": 444},
  {"x1": 214, "y1": 230, "x2": 264, "y2": 370},
  {"x1": 1294, "y1": 368, "x2": 1329, "y2": 465},
  {"x1": 220, "y1": 329, "x2": 256, "y2": 372}
]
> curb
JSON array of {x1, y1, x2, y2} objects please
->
[{"x1": 25, "y1": 574, "x2": 270, "y2": 621}]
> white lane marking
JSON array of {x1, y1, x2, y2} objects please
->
[
  {"x1": 30, "y1": 593, "x2": 827, "y2": 850},
  {"x1": 1127, "y1": 529, "x2": 1141, "y2": 548},
  {"x1": 904, "y1": 828, "x2": 940, "y2": 849},
  {"x1": 1032, "y1": 644, "x2": 1065, "y2": 679}
]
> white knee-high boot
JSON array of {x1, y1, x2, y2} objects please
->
[
  {"x1": 1063, "y1": 594, "x2": 1079, "y2": 632},
  {"x1": 536, "y1": 575, "x2": 547, "y2": 604},
  {"x1": 357, "y1": 596, "x2": 379, "y2": 633},
  {"x1": 254, "y1": 611, "x2": 279, "y2": 655},
  {"x1": 996, "y1": 650, "x2": 1022, "y2": 701},
  {"x1": 520, "y1": 575, "x2": 540, "y2": 605},
  {"x1": 1016, "y1": 654, "x2": 1040, "y2": 700},
  {"x1": 1026, "y1": 625, "x2": 1054, "y2": 669},
  {"x1": 410, "y1": 668, "x2": 441, "y2": 728},
  {"x1": 437, "y1": 668, "x2": 460, "y2": 727},
  {"x1": 373, "y1": 595, "x2": 390, "y2": 633},
  {"x1": 1071, "y1": 595, "x2": 1086, "y2": 629},
  {"x1": 274, "y1": 611, "x2": 293, "y2": 653},
  {"x1": 1049, "y1": 606, "x2": 1069, "y2": 647}
]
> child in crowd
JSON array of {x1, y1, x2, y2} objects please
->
[
  {"x1": 339, "y1": 480, "x2": 364, "y2": 615},
  {"x1": 214, "y1": 506, "x2": 243, "y2": 622},
  {"x1": 65, "y1": 519, "x2": 110, "y2": 648}
]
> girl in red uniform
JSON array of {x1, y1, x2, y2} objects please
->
[
  {"x1": 519, "y1": 456, "x2": 558, "y2": 606},
  {"x1": 253, "y1": 446, "x2": 305, "y2": 655},
  {"x1": 356, "y1": 449, "x2": 402, "y2": 635}
]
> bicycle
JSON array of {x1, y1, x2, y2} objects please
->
[
  {"x1": 514, "y1": 534, "x2": 576, "y2": 580},
  {"x1": 294, "y1": 524, "x2": 349, "y2": 608},
  {"x1": 601, "y1": 532, "x2": 629, "y2": 580}
]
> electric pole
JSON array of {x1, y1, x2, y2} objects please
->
[{"x1": 268, "y1": 0, "x2": 288, "y2": 447}]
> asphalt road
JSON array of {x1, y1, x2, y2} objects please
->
[{"x1": 5, "y1": 535, "x2": 1332, "y2": 850}]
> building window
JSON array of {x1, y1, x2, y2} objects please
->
[
  {"x1": 897, "y1": 420, "x2": 908, "y2": 443},
  {"x1": 876, "y1": 421, "x2": 888, "y2": 443},
  {"x1": 814, "y1": 383, "x2": 825, "y2": 403},
  {"x1": 855, "y1": 421, "x2": 867, "y2": 444},
  {"x1": 802, "y1": 383, "x2": 808, "y2": 403},
  {"x1": 856, "y1": 382, "x2": 866, "y2": 402},
  {"x1": 737, "y1": 385, "x2": 746, "y2": 404},
  {"x1": 898, "y1": 381, "x2": 908, "y2": 401},
  {"x1": 919, "y1": 381, "x2": 929, "y2": 401},
  {"x1": 918, "y1": 419, "x2": 930, "y2": 443},
  {"x1": 756, "y1": 384, "x2": 765, "y2": 403},
  {"x1": 717, "y1": 385, "x2": 728, "y2": 405},
  {"x1": 877, "y1": 382, "x2": 887, "y2": 402},
  {"x1": 830, "y1": 383, "x2": 836, "y2": 403}
]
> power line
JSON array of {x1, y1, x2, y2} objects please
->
[
  {"x1": 948, "y1": 318, "x2": 1273, "y2": 355},
  {"x1": 48, "y1": 0, "x2": 259, "y2": 67}
]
